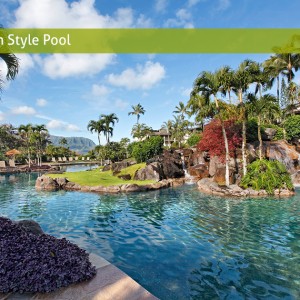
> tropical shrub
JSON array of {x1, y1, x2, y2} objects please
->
[
  {"x1": 240, "y1": 159, "x2": 293, "y2": 194},
  {"x1": 187, "y1": 133, "x2": 201, "y2": 147},
  {"x1": 132, "y1": 136, "x2": 164, "y2": 163},
  {"x1": 284, "y1": 115, "x2": 300, "y2": 141},
  {"x1": 246, "y1": 118, "x2": 258, "y2": 142},
  {"x1": 261, "y1": 124, "x2": 284, "y2": 141},
  {"x1": 198, "y1": 119, "x2": 242, "y2": 161},
  {"x1": 0, "y1": 217, "x2": 96, "y2": 293}
]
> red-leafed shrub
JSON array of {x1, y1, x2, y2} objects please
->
[{"x1": 198, "y1": 119, "x2": 242, "y2": 161}]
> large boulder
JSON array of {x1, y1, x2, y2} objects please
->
[
  {"x1": 188, "y1": 164, "x2": 209, "y2": 179},
  {"x1": 134, "y1": 162, "x2": 162, "y2": 181},
  {"x1": 248, "y1": 140, "x2": 300, "y2": 173},
  {"x1": 111, "y1": 161, "x2": 131, "y2": 173},
  {"x1": 14, "y1": 220, "x2": 44, "y2": 236},
  {"x1": 35, "y1": 175, "x2": 59, "y2": 191},
  {"x1": 156, "y1": 150, "x2": 184, "y2": 179},
  {"x1": 213, "y1": 167, "x2": 235, "y2": 185},
  {"x1": 135, "y1": 150, "x2": 184, "y2": 181}
]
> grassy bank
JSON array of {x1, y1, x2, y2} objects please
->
[{"x1": 48, "y1": 163, "x2": 155, "y2": 187}]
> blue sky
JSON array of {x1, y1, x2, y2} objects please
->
[{"x1": 0, "y1": 0, "x2": 300, "y2": 143}]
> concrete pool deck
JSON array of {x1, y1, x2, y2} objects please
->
[{"x1": 0, "y1": 254, "x2": 158, "y2": 300}]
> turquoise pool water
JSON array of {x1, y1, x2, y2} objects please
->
[{"x1": 0, "y1": 173, "x2": 299, "y2": 299}]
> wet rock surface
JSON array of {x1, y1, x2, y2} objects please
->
[{"x1": 197, "y1": 178, "x2": 295, "y2": 197}]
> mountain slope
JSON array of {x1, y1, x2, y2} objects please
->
[{"x1": 50, "y1": 135, "x2": 96, "y2": 154}]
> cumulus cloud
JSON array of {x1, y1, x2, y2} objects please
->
[
  {"x1": 11, "y1": 106, "x2": 36, "y2": 115},
  {"x1": 12, "y1": 0, "x2": 148, "y2": 79},
  {"x1": 91, "y1": 84, "x2": 110, "y2": 97},
  {"x1": 14, "y1": 0, "x2": 134, "y2": 28},
  {"x1": 164, "y1": 8, "x2": 194, "y2": 28},
  {"x1": 188, "y1": 0, "x2": 206, "y2": 7},
  {"x1": 46, "y1": 119, "x2": 80, "y2": 131},
  {"x1": 36, "y1": 98, "x2": 48, "y2": 107},
  {"x1": 107, "y1": 61, "x2": 166, "y2": 90},
  {"x1": 36, "y1": 54, "x2": 115, "y2": 79}
]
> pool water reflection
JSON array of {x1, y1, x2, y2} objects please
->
[{"x1": 0, "y1": 173, "x2": 299, "y2": 299}]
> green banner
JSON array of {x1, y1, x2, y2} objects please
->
[{"x1": 0, "y1": 28, "x2": 300, "y2": 53}]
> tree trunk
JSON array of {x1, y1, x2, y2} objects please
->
[
  {"x1": 238, "y1": 89, "x2": 247, "y2": 176},
  {"x1": 258, "y1": 117, "x2": 262, "y2": 160},
  {"x1": 221, "y1": 119, "x2": 230, "y2": 186},
  {"x1": 214, "y1": 95, "x2": 230, "y2": 186},
  {"x1": 277, "y1": 75, "x2": 280, "y2": 103}
]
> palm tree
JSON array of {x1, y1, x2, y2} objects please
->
[
  {"x1": 0, "y1": 53, "x2": 19, "y2": 96},
  {"x1": 192, "y1": 70, "x2": 231, "y2": 186},
  {"x1": 32, "y1": 124, "x2": 49, "y2": 166},
  {"x1": 233, "y1": 59, "x2": 254, "y2": 176},
  {"x1": 100, "y1": 113, "x2": 119, "y2": 143},
  {"x1": 87, "y1": 119, "x2": 105, "y2": 146},
  {"x1": 247, "y1": 93, "x2": 280, "y2": 160},
  {"x1": 173, "y1": 101, "x2": 187, "y2": 120},
  {"x1": 18, "y1": 124, "x2": 34, "y2": 168},
  {"x1": 131, "y1": 123, "x2": 152, "y2": 141},
  {"x1": 217, "y1": 66, "x2": 235, "y2": 103},
  {"x1": 161, "y1": 120, "x2": 174, "y2": 148},
  {"x1": 128, "y1": 103, "x2": 145, "y2": 124}
]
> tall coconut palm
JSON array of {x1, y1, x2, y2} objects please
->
[
  {"x1": 18, "y1": 124, "x2": 34, "y2": 168},
  {"x1": 131, "y1": 123, "x2": 152, "y2": 141},
  {"x1": 233, "y1": 59, "x2": 254, "y2": 176},
  {"x1": 87, "y1": 119, "x2": 105, "y2": 146},
  {"x1": 217, "y1": 65, "x2": 235, "y2": 103},
  {"x1": 161, "y1": 120, "x2": 174, "y2": 147},
  {"x1": 0, "y1": 53, "x2": 19, "y2": 95},
  {"x1": 32, "y1": 124, "x2": 49, "y2": 166},
  {"x1": 100, "y1": 113, "x2": 119, "y2": 143},
  {"x1": 247, "y1": 93, "x2": 280, "y2": 160},
  {"x1": 128, "y1": 103, "x2": 145, "y2": 124},
  {"x1": 173, "y1": 101, "x2": 187, "y2": 120},
  {"x1": 192, "y1": 70, "x2": 231, "y2": 186}
]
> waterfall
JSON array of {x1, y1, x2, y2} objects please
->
[{"x1": 181, "y1": 156, "x2": 196, "y2": 184}]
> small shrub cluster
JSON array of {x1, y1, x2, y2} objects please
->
[
  {"x1": 240, "y1": 159, "x2": 293, "y2": 194},
  {"x1": 284, "y1": 115, "x2": 300, "y2": 141},
  {"x1": 0, "y1": 217, "x2": 96, "y2": 293},
  {"x1": 131, "y1": 136, "x2": 164, "y2": 163},
  {"x1": 186, "y1": 133, "x2": 201, "y2": 147}
]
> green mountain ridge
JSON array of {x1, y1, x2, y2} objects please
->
[{"x1": 50, "y1": 135, "x2": 96, "y2": 154}]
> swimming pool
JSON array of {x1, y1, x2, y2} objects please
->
[{"x1": 0, "y1": 173, "x2": 299, "y2": 299}]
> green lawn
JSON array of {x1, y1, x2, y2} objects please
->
[{"x1": 48, "y1": 163, "x2": 155, "y2": 186}]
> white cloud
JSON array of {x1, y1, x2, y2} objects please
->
[
  {"x1": 11, "y1": 106, "x2": 36, "y2": 115},
  {"x1": 114, "y1": 99, "x2": 129, "y2": 110},
  {"x1": 36, "y1": 54, "x2": 115, "y2": 79},
  {"x1": 155, "y1": 0, "x2": 168, "y2": 12},
  {"x1": 46, "y1": 119, "x2": 80, "y2": 131},
  {"x1": 107, "y1": 61, "x2": 166, "y2": 90},
  {"x1": 0, "y1": 54, "x2": 34, "y2": 80},
  {"x1": 36, "y1": 98, "x2": 48, "y2": 107},
  {"x1": 137, "y1": 15, "x2": 153, "y2": 27},
  {"x1": 91, "y1": 84, "x2": 110, "y2": 97},
  {"x1": 12, "y1": 0, "x2": 149, "y2": 79},
  {"x1": 17, "y1": 54, "x2": 35, "y2": 76},
  {"x1": 165, "y1": 8, "x2": 194, "y2": 28},
  {"x1": 14, "y1": 0, "x2": 134, "y2": 28},
  {"x1": 188, "y1": 0, "x2": 206, "y2": 7}
]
